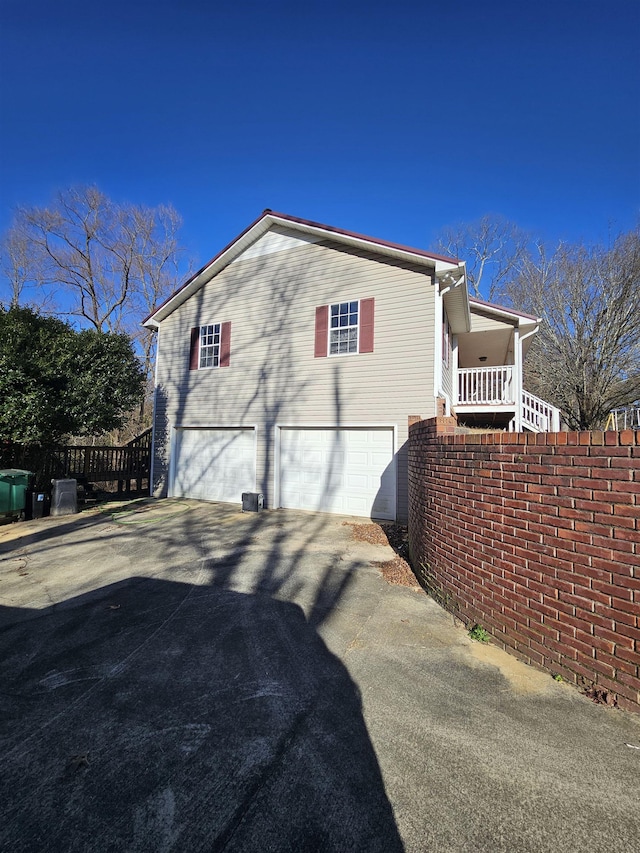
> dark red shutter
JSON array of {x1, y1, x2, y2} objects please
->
[
  {"x1": 189, "y1": 327, "x2": 200, "y2": 370},
  {"x1": 220, "y1": 321, "x2": 231, "y2": 367},
  {"x1": 314, "y1": 305, "x2": 328, "y2": 357},
  {"x1": 359, "y1": 298, "x2": 375, "y2": 353}
]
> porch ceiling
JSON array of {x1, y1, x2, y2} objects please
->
[{"x1": 457, "y1": 329, "x2": 514, "y2": 368}]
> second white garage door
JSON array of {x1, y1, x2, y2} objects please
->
[
  {"x1": 171, "y1": 427, "x2": 256, "y2": 504},
  {"x1": 279, "y1": 427, "x2": 395, "y2": 520}
]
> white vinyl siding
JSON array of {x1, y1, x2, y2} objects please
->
[
  {"x1": 469, "y1": 309, "x2": 516, "y2": 334},
  {"x1": 232, "y1": 228, "x2": 320, "y2": 261},
  {"x1": 153, "y1": 230, "x2": 437, "y2": 521}
]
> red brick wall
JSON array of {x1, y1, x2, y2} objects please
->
[{"x1": 408, "y1": 417, "x2": 640, "y2": 712}]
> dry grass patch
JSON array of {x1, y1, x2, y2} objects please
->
[
  {"x1": 372, "y1": 556, "x2": 420, "y2": 589},
  {"x1": 342, "y1": 522, "x2": 389, "y2": 546},
  {"x1": 343, "y1": 522, "x2": 420, "y2": 590}
]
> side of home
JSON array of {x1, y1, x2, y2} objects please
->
[
  {"x1": 145, "y1": 211, "x2": 559, "y2": 522},
  {"x1": 146, "y1": 214, "x2": 464, "y2": 522}
]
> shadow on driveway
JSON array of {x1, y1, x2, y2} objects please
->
[{"x1": 0, "y1": 507, "x2": 404, "y2": 852}]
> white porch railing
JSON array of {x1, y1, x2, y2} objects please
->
[
  {"x1": 456, "y1": 366, "x2": 561, "y2": 432},
  {"x1": 521, "y1": 390, "x2": 561, "y2": 432},
  {"x1": 458, "y1": 366, "x2": 515, "y2": 405}
]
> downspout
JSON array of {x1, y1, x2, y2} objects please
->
[
  {"x1": 436, "y1": 265, "x2": 467, "y2": 418},
  {"x1": 517, "y1": 325, "x2": 539, "y2": 431},
  {"x1": 434, "y1": 285, "x2": 451, "y2": 416},
  {"x1": 513, "y1": 325, "x2": 522, "y2": 431},
  {"x1": 148, "y1": 326, "x2": 159, "y2": 497}
]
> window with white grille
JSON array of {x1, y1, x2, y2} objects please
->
[
  {"x1": 329, "y1": 301, "x2": 359, "y2": 355},
  {"x1": 199, "y1": 324, "x2": 221, "y2": 368}
]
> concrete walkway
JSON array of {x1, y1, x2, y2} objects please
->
[{"x1": 1, "y1": 500, "x2": 639, "y2": 852}]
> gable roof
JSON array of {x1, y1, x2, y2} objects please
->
[{"x1": 143, "y1": 210, "x2": 462, "y2": 328}]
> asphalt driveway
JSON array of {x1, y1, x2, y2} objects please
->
[{"x1": 1, "y1": 500, "x2": 639, "y2": 852}]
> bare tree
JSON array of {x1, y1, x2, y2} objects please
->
[
  {"x1": 0, "y1": 185, "x2": 187, "y2": 434},
  {"x1": 502, "y1": 228, "x2": 640, "y2": 429},
  {"x1": 0, "y1": 223, "x2": 43, "y2": 308},
  {"x1": 432, "y1": 214, "x2": 530, "y2": 300},
  {"x1": 1, "y1": 185, "x2": 184, "y2": 334}
]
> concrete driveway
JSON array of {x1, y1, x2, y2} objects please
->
[{"x1": 1, "y1": 500, "x2": 639, "y2": 852}]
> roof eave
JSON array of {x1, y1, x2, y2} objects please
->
[
  {"x1": 143, "y1": 211, "x2": 461, "y2": 327},
  {"x1": 468, "y1": 295, "x2": 540, "y2": 325},
  {"x1": 142, "y1": 209, "x2": 274, "y2": 328}
]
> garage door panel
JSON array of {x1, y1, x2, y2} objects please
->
[
  {"x1": 371, "y1": 432, "x2": 390, "y2": 447},
  {"x1": 172, "y1": 428, "x2": 255, "y2": 504},
  {"x1": 280, "y1": 428, "x2": 395, "y2": 520},
  {"x1": 301, "y1": 471, "x2": 320, "y2": 486},
  {"x1": 345, "y1": 473, "x2": 368, "y2": 489},
  {"x1": 372, "y1": 450, "x2": 393, "y2": 466},
  {"x1": 346, "y1": 451, "x2": 369, "y2": 466},
  {"x1": 345, "y1": 497, "x2": 368, "y2": 513}
]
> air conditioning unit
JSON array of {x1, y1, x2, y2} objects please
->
[{"x1": 241, "y1": 492, "x2": 264, "y2": 512}]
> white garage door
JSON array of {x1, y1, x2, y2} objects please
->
[
  {"x1": 279, "y1": 428, "x2": 395, "y2": 520},
  {"x1": 171, "y1": 428, "x2": 256, "y2": 504}
]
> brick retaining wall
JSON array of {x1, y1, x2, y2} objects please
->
[{"x1": 407, "y1": 417, "x2": 640, "y2": 712}]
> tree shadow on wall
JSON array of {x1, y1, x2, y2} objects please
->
[{"x1": 149, "y1": 238, "x2": 401, "y2": 517}]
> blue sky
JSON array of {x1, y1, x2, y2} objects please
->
[{"x1": 1, "y1": 0, "x2": 638, "y2": 275}]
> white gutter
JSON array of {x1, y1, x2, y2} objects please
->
[{"x1": 435, "y1": 263, "x2": 468, "y2": 415}]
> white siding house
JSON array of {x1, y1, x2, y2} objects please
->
[{"x1": 144, "y1": 211, "x2": 559, "y2": 522}]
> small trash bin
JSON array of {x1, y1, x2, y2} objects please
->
[
  {"x1": 0, "y1": 469, "x2": 32, "y2": 517},
  {"x1": 51, "y1": 478, "x2": 78, "y2": 516},
  {"x1": 25, "y1": 489, "x2": 51, "y2": 520}
]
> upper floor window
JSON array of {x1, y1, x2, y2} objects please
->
[
  {"x1": 200, "y1": 323, "x2": 221, "y2": 368},
  {"x1": 189, "y1": 322, "x2": 231, "y2": 370},
  {"x1": 330, "y1": 301, "x2": 359, "y2": 355},
  {"x1": 314, "y1": 298, "x2": 375, "y2": 358}
]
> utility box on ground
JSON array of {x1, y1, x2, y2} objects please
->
[
  {"x1": 51, "y1": 479, "x2": 78, "y2": 516},
  {"x1": 25, "y1": 489, "x2": 51, "y2": 520},
  {"x1": 241, "y1": 492, "x2": 264, "y2": 512},
  {"x1": 0, "y1": 469, "x2": 32, "y2": 517}
]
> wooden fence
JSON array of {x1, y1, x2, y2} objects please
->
[{"x1": 0, "y1": 429, "x2": 152, "y2": 494}]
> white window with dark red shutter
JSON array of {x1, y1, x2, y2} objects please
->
[
  {"x1": 314, "y1": 298, "x2": 374, "y2": 357},
  {"x1": 330, "y1": 302, "x2": 358, "y2": 354},
  {"x1": 189, "y1": 322, "x2": 231, "y2": 370}
]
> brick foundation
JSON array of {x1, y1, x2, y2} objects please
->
[{"x1": 408, "y1": 417, "x2": 640, "y2": 712}]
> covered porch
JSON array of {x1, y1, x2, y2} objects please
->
[{"x1": 440, "y1": 292, "x2": 560, "y2": 433}]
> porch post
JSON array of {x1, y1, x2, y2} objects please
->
[
  {"x1": 452, "y1": 335, "x2": 459, "y2": 406},
  {"x1": 513, "y1": 326, "x2": 522, "y2": 431}
]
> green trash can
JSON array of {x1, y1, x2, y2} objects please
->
[{"x1": 0, "y1": 469, "x2": 32, "y2": 517}]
